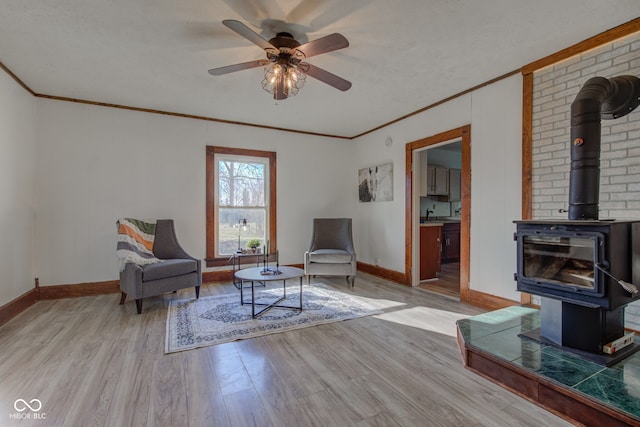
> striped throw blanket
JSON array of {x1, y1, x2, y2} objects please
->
[{"x1": 116, "y1": 218, "x2": 161, "y2": 271}]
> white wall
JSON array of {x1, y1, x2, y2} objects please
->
[
  {"x1": 353, "y1": 95, "x2": 471, "y2": 273},
  {"x1": 26, "y1": 71, "x2": 525, "y2": 305},
  {"x1": 0, "y1": 73, "x2": 37, "y2": 306},
  {"x1": 470, "y1": 76, "x2": 522, "y2": 301},
  {"x1": 27, "y1": 73, "x2": 524, "y2": 305},
  {"x1": 35, "y1": 99, "x2": 354, "y2": 285},
  {"x1": 353, "y1": 75, "x2": 523, "y2": 301},
  {"x1": 3, "y1": 70, "x2": 528, "y2": 304}
]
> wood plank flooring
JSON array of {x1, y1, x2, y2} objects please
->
[
  {"x1": 0, "y1": 273, "x2": 571, "y2": 426},
  {"x1": 418, "y1": 262, "x2": 461, "y2": 298}
]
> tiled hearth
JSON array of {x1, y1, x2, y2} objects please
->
[{"x1": 457, "y1": 306, "x2": 640, "y2": 426}]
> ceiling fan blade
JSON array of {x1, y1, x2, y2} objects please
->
[
  {"x1": 295, "y1": 33, "x2": 349, "y2": 58},
  {"x1": 302, "y1": 63, "x2": 352, "y2": 91},
  {"x1": 208, "y1": 60, "x2": 268, "y2": 76},
  {"x1": 223, "y1": 19, "x2": 276, "y2": 51}
]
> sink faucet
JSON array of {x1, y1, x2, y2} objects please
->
[{"x1": 426, "y1": 209, "x2": 434, "y2": 220}]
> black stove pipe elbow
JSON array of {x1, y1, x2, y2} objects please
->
[{"x1": 568, "y1": 75, "x2": 640, "y2": 220}]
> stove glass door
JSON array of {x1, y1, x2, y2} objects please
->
[{"x1": 522, "y1": 235, "x2": 596, "y2": 290}]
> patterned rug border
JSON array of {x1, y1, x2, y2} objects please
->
[{"x1": 165, "y1": 283, "x2": 382, "y2": 353}]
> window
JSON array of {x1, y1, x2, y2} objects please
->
[{"x1": 206, "y1": 146, "x2": 277, "y2": 266}]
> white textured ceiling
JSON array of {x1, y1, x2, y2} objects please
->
[{"x1": 1, "y1": 1, "x2": 639, "y2": 138}]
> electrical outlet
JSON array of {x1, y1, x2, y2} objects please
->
[{"x1": 432, "y1": 204, "x2": 436, "y2": 209}]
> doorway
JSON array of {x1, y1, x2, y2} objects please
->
[
  {"x1": 405, "y1": 125, "x2": 470, "y2": 299},
  {"x1": 417, "y1": 141, "x2": 462, "y2": 297}
]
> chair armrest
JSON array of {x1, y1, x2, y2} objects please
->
[{"x1": 120, "y1": 262, "x2": 143, "y2": 296}]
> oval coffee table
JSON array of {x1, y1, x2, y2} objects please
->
[{"x1": 234, "y1": 266, "x2": 304, "y2": 318}]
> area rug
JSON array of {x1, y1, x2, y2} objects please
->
[{"x1": 165, "y1": 283, "x2": 382, "y2": 353}]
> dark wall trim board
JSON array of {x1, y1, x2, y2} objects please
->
[
  {"x1": 357, "y1": 262, "x2": 407, "y2": 285},
  {"x1": 0, "y1": 266, "x2": 514, "y2": 326},
  {"x1": 0, "y1": 289, "x2": 37, "y2": 327},
  {"x1": 460, "y1": 289, "x2": 518, "y2": 311},
  {"x1": 37, "y1": 280, "x2": 120, "y2": 300}
]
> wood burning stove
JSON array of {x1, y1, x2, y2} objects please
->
[
  {"x1": 515, "y1": 220, "x2": 638, "y2": 310},
  {"x1": 515, "y1": 220, "x2": 640, "y2": 364},
  {"x1": 515, "y1": 75, "x2": 640, "y2": 365}
]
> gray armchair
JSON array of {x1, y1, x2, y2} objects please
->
[
  {"x1": 119, "y1": 219, "x2": 201, "y2": 314},
  {"x1": 304, "y1": 218, "x2": 357, "y2": 286}
]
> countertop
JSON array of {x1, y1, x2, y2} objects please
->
[{"x1": 420, "y1": 218, "x2": 460, "y2": 226}]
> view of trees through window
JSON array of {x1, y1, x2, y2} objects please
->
[{"x1": 217, "y1": 158, "x2": 267, "y2": 255}]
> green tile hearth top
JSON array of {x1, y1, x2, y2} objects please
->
[{"x1": 457, "y1": 306, "x2": 640, "y2": 420}]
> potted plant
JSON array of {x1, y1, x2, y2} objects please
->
[{"x1": 247, "y1": 239, "x2": 261, "y2": 253}]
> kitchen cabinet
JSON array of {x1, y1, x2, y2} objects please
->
[
  {"x1": 441, "y1": 222, "x2": 461, "y2": 263},
  {"x1": 420, "y1": 225, "x2": 441, "y2": 280},
  {"x1": 419, "y1": 152, "x2": 450, "y2": 197},
  {"x1": 419, "y1": 152, "x2": 429, "y2": 196},
  {"x1": 449, "y1": 169, "x2": 461, "y2": 202},
  {"x1": 427, "y1": 166, "x2": 449, "y2": 196}
]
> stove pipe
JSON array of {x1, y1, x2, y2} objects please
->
[{"x1": 568, "y1": 75, "x2": 640, "y2": 220}]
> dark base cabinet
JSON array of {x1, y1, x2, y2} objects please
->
[
  {"x1": 441, "y1": 222, "x2": 461, "y2": 263},
  {"x1": 420, "y1": 226, "x2": 441, "y2": 280}
]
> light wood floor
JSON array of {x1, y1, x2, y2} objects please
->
[
  {"x1": 418, "y1": 262, "x2": 461, "y2": 298},
  {"x1": 0, "y1": 273, "x2": 571, "y2": 427}
]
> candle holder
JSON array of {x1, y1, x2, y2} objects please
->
[
  {"x1": 260, "y1": 246, "x2": 281, "y2": 275},
  {"x1": 236, "y1": 218, "x2": 247, "y2": 253}
]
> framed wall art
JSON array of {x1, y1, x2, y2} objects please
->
[{"x1": 358, "y1": 162, "x2": 393, "y2": 202}]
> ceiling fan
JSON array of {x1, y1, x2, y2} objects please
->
[{"x1": 208, "y1": 20, "x2": 351, "y2": 100}]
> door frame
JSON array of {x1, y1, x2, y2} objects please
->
[{"x1": 405, "y1": 125, "x2": 470, "y2": 296}]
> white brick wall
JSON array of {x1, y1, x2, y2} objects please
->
[{"x1": 531, "y1": 32, "x2": 640, "y2": 330}]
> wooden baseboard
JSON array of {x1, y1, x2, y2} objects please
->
[
  {"x1": 357, "y1": 262, "x2": 521, "y2": 312},
  {"x1": 38, "y1": 280, "x2": 120, "y2": 300},
  {"x1": 204, "y1": 262, "x2": 406, "y2": 286},
  {"x1": 460, "y1": 288, "x2": 518, "y2": 311},
  {"x1": 202, "y1": 270, "x2": 233, "y2": 283},
  {"x1": 356, "y1": 262, "x2": 408, "y2": 285},
  {"x1": 0, "y1": 289, "x2": 38, "y2": 327},
  {"x1": 0, "y1": 271, "x2": 527, "y2": 327}
]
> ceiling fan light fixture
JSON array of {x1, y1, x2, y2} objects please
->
[
  {"x1": 261, "y1": 63, "x2": 306, "y2": 99},
  {"x1": 210, "y1": 20, "x2": 351, "y2": 99}
]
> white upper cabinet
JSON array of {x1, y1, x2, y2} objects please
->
[
  {"x1": 449, "y1": 169, "x2": 461, "y2": 202},
  {"x1": 420, "y1": 151, "x2": 459, "y2": 199}
]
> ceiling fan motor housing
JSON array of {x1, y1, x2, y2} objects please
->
[
  {"x1": 269, "y1": 32, "x2": 300, "y2": 49},
  {"x1": 266, "y1": 32, "x2": 304, "y2": 63}
]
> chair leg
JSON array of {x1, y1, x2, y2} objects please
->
[
  {"x1": 195, "y1": 285, "x2": 200, "y2": 299},
  {"x1": 135, "y1": 299, "x2": 142, "y2": 314},
  {"x1": 119, "y1": 292, "x2": 127, "y2": 305}
]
